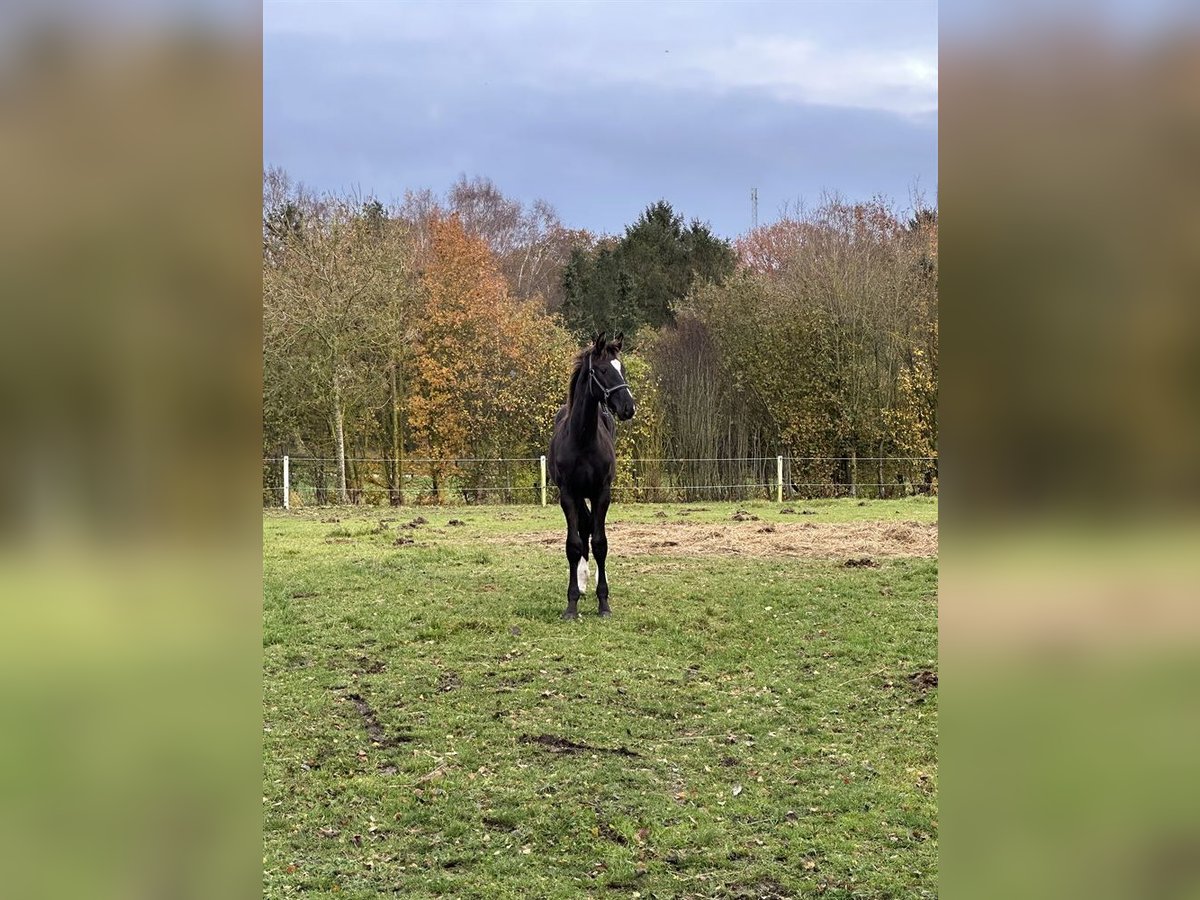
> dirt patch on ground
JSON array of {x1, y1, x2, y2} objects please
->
[
  {"x1": 908, "y1": 670, "x2": 939, "y2": 692},
  {"x1": 498, "y1": 520, "x2": 937, "y2": 560},
  {"x1": 519, "y1": 733, "x2": 640, "y2": 757},
  {"x1": 843, "y1": 556, "x2": 880, "y2": 568},
  {"x1": 724, "y1": 880, "x2": 794, "y2": 899},
  {"x1": 343, "y1": 692, "x2": 413, "y2": 747},
  {"x1": 354, "y1": 656, "x2": 387, "y2": 675}
]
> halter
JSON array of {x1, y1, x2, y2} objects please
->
[{"x1": 587, "y1": 359, "x2": 633, "y2": 409}]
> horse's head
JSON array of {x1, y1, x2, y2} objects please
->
[{"x1": 588, "y1": 331, "x2": 635, "y2": 421}]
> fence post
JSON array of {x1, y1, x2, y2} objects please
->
[
  {"x1": 282, "y1": 455, "x2": 290, "y2": 510},
  {"x1": 540, "y1": 455, "x2": 547, "y2": 506},
  {"x1": 776, "y1": 455, "x2": 784, "y2": 503}
]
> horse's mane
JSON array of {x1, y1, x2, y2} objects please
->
[{"x1": 565, "y1": 345, "x2": 594, "y2": 409}]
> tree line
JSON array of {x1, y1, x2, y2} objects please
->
[{"x1": 263, "y1": 168, "x2": 937, "y2": 504}]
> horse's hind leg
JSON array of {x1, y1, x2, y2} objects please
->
[
  {"x1": 576, "y1": 502, "x2": 592, "y2": 594},
  {"x1": 560, "y1": 493, "x2": 585, "y2": 620}
]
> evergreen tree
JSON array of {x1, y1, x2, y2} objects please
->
[{"x1": 559, "y1": 201, "x2": 735, "y2": 338}]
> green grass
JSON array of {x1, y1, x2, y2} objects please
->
[{"x1": 263, "y1": 499, "x2": 937, "y2": 899}]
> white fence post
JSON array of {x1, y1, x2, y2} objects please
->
[
  {"x1": 540, "y1": 455, "x2": 547, "y2": 507},
  {"x1": 282, "y1": 455, "x2": 290, "y2": 510},
  {"x1": 776, "y1": 455, "x2": 784, "y2": 503}
]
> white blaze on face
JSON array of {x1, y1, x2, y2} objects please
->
[
  {"x1": 576, "y1": 558, "x2": 589, "y2": 593},
  {"x1": 610, "y1": 359, "x2": 622, "y2": 375}
]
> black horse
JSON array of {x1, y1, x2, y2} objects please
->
[{"x1": 547, "y1": 332, "x2": 635, "y2": 619}]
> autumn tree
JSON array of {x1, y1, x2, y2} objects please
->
[
  {"x1": 687, "y1": 275, "x2": 840, "y2": 477},
  {"x1": 727, "y1": 197, "x2": 935, "y2": 493},
  {"x1": 263, "y1": 177, "x2": 403, "y2": 502},
  {"x1": 889, "y1": 207, "x2": 938, "y2": 482},
  {"x1": 356, "y1": 199, "x2": 422, "y2": 505},
  {"x1": 608, "y1": 350, "x2": 667, "y2": 500},
  {"x1": 888, "y1": 319, "x2": 938, "y2": 469},
  {"x1": 437, "y1": 175, "x2": 585, "y2": 310},
  {"x1": 409, "y1": 215, "x2": 574, "y2": 501},
  {"x1": 734, "y1": 218, "x2": 818, "y2": 278}
]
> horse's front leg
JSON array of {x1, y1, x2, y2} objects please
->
[
  {"x1": 560, "y1": 493, "x2": 584, "y2": 620},
  {"x1": 591, "y1": 488, "x2": 612, "y2": 617}
]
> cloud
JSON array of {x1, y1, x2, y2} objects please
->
[
  {"x1": 693, "y1": 37, "x2": 936, "y2": 117},
  {"x1": 263, "y1": 0, "x2": 938, "y2": 234},
  {"x1": 264, "y1": 0, "x2": 937, "y2": 118},
  {"x1": 566, "y1": 35, "x2": 937, "y2": 119}
]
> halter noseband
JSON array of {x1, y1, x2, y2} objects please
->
[{"x1": 587, "y1": 359, "x2": 633, "y2": 409}]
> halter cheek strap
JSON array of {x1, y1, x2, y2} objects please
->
[{"x1": 588, "y1": 361, "x2": 633, "y2": 408}]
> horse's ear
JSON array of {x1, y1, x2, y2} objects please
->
[
  {"x1": 592, "y1": 331, "x2": 607, "y2": 352},
  {"x1": 612, "y1": 332, "x2": 624, "y2": 353}
]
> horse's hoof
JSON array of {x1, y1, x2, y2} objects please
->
[
  {"x1": 598, "y1": 608, "x2": 612, "y2": 618},
  {"x1": 561, "y1": 609, "x2": 579, "y2": 621}
]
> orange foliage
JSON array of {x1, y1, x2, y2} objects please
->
[
  {"x1": 408, "y1": 215, "x2": 574, "y2": 496},
  {"x1": 734, "y1": 219, "x2": 818, "y2": 276}
]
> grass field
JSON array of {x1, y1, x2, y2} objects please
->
[{"x1": 263, "y1": 498, "x2": 938, "y2": 898}]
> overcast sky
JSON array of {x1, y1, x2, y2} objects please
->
[{"x1": 264, "y1": 0, "x2": 938, "y2": 238}]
